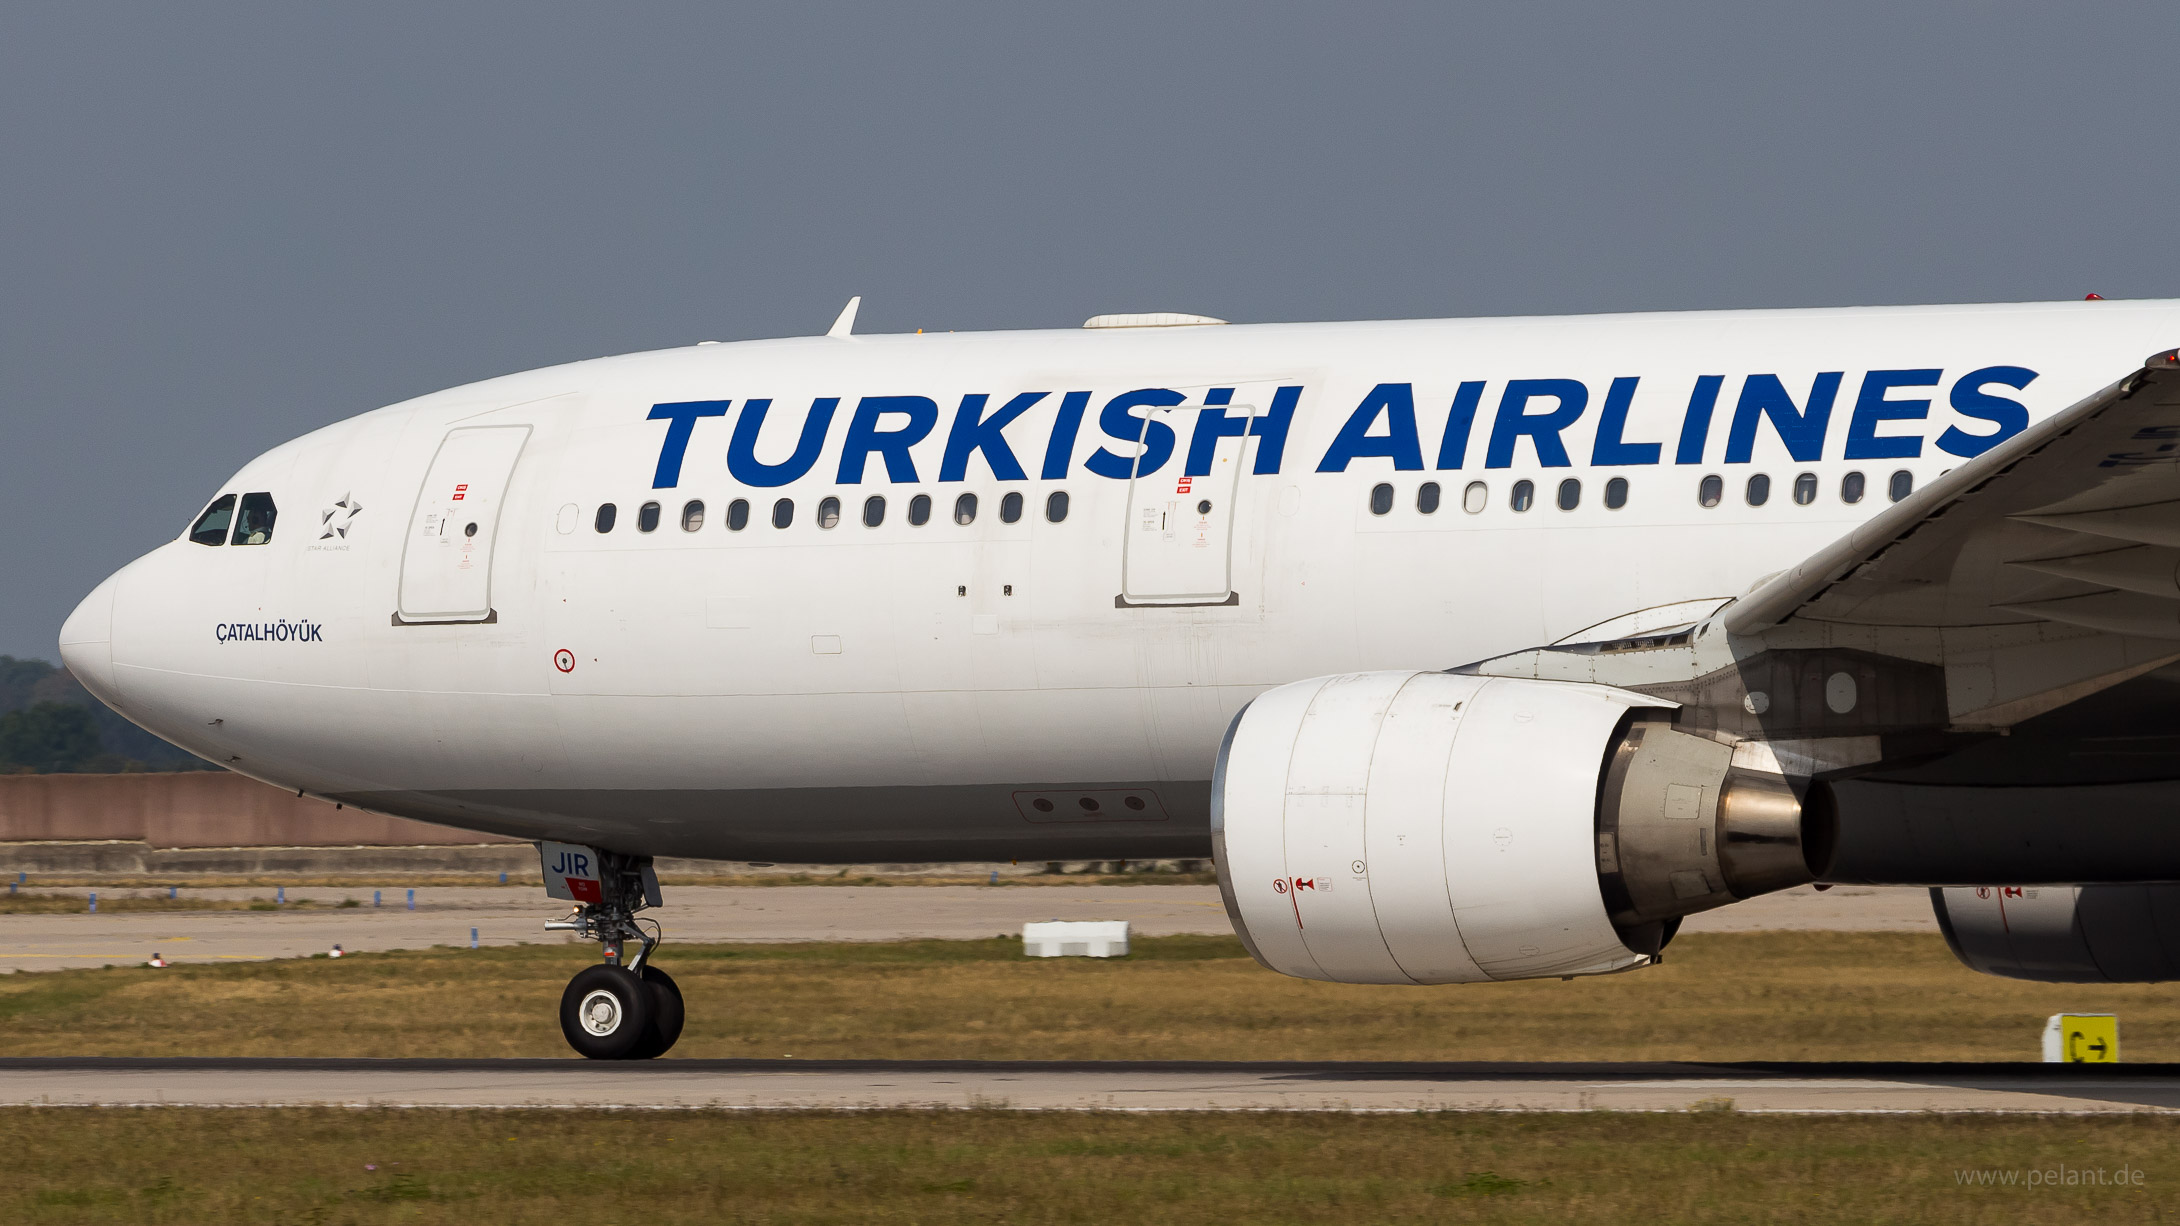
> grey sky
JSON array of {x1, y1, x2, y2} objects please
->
[{"x1": 6, "y1": 3, "x2": 2177, "y2": 660}]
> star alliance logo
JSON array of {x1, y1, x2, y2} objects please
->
[{"x1": 320, "y1": 493, "x2": 363, "y2": 540}]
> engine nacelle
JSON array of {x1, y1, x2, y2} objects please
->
[
  {"x1": 1933, "y1": 885, "x2": 2180, "y2": 982},
  {"x1": 1212, "y1": 671, "x2": 1820, "y2": 984}
]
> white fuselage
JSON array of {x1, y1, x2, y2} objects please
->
[{"x1": 59, "y1": 300, "x2": 2180, "y2": 860}]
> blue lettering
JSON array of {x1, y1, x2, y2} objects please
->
[
  {"x1": 1842, "y1": 369, "x2": 1938, "y2": 461},
  {"x1": 1247, "y1": 386, "x2": 1302, "y2": 475},
  {"x1": 1486, "y1": 379, "x2": 1587, "y2": 468},
  {"x1": 1040, "y1": 391, "x2": 1093, "y2": 480},
  {"x1": 1674, "y1": 375, "x2": 1725, "y2": 464},
  {"x1": 1317, "y1": 384, "x2": 1424, "y2": 472},
  {"x1": 1589, "y1": 377, "x2": 1661, "y2": 466},
  {"x1": 837, "y1": 395, "x2": 938, "y2": 483},
  {"x1": 940, "y1": 392, "x2": 1046, "y2": 482},
  {"x1": 728, "y1": 398, "x2": 838, "y2": 488},
  {"x1": 1435, "y1": 381, "x2": 1485, "y2": 470},
  {"x1": 1938, "y1": 366, "x2": 2037, "y2": 458},
  {"x1": 1725, "y1": 373, "x2": 1841, "y2": 464},
  {"x1": 1183, "y1": 386, "x2": 1299, "y2": 475},
  {"x1": 1084, "y1": 389, "x2": 1185, "y2": 479},
  {"x1": 1184, "y1": 389, "x2": 1247, "y2": 476},
  {"x1": 646, "y1": 401, "x2": 731, "y2": 489}
]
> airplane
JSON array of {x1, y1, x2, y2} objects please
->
[{"x1": 56, "y1": 296, "x2": 2180, "y2": 1058}]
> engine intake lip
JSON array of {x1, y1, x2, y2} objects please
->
[{"x1": 1209, "y1": 700, "x2": 1273, "y2": 973}]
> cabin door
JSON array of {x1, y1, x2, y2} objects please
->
[
  {"x1": 396, "y1": 425, "x2": 531, "y2": 623},
  {"x1": 1120, "y1": 403, "x2": 1252, "y2": 606}
]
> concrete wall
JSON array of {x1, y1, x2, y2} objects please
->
[{"x1": 0, "y1": 772, "x2": 521, "y2": 848}]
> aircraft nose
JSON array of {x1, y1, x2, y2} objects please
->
[{"x1": 58, "y1": 571, "x2": 120, "y2": 705}]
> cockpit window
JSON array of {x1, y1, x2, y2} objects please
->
[
  {"x1": 189, "y1": 495, "x2": 236, "y2": 546},
  {"x1": 232, "y1": 493, "x2": 278, "y2": 545}
]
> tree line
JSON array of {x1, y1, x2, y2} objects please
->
[{"x1": 0, "y1": 656, "x2": 217, "y2": 774}]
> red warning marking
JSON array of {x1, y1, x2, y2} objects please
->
[
  {"x1": 553, "y1": 649, "x2": 576, "y2": 673},
  {"x1": 564, "y1": 877, "x2": 602, "y2": 903},
  {"x1": 1276, "y1": 877, "x2": 1315, "y2": 930},
  {"x1": 452, "y1": 483, "x2": 470, "y2": 501}
]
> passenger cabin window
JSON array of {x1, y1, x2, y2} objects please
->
[
  {"x1": 1417, "y1": 481, "x2": 1441, "y2": 514},
  {"x1": 1841, "y1": 472, "x2": 1866, "y2": 504},
  {"x1": 726, "y1": 499, "x2": 749, "y2": 531},
  {"x1": 772, "y1": 498, "x2": 794, "y2": 529},
  {"x1": 681, "y1": 500, "x2": 704, "y2": 531},
  {"x1": 637, "y1": 501, "x2": 661, "y2": 533},
  {"x1": 1889, "y1": 470, "x2": 1914, "y2": 502},
  {"x1": 1046, "y1": 491, "x2": 1069, "y2": 522},
  {"x1": 1369, "y1": 483, "x2": 1393, "y2": 515},
  {"x1": 1000, "y1": 491, "x2": 1024, "y2": 523},
  {"x1": 595, "y1": 503, "x2": 617, "y2": 533},
  {"x1": 1746, "y1": 474, "x2": 1771, "y2": 506},
  {"x1": 817, "y1": 497, "x2": 841, "y2": 529},
  {"x1": 909, "y1": 494, "x2": 932, "y2": 526},
  {"x1": 1698, "y1": 475, "x2": 1723, "y2": 508},
  {"x1": 1605, "y1": 477, "x2": 1628, "y2": 509},
  {"x1": 1793, "y1": 473, "x2": 1817, "y2": 505},
  {"x1": 1556, "y1": 479, "x2": 1580, "y2": 511},
  {"x1": 954, "y1": 493, "x2": 977, "y2": 525},
  {"x1": 231, "y1": 492, "x2": 277, "y2": 544},
  {"x1": 863, "y1": 495, "x2": 885, "y2": 527},
  {"x1": 1510, "y1": 480, "x2": 1535, "y2": 512},
  {"x1": 189, "y1": 495, "x2": 236, "y2": 546},
  {"x1": 1462, "y1": 481, "x2": 1487, "y2": 513}
]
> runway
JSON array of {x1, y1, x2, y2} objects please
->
[
  {"x1": 0, "y1": 1058, "x2": 2168, "y2": 1113},
  {"x1": 0, "y1": 883, "x2": 1937, "y2": 972}
]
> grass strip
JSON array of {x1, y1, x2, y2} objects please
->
[
  {"x1": 2, "y1": 931, "x2": 2177, "y2": 1061},
  {"x1": 1, "y1": 1108, "x2": 2173, "y2": 1224},
  {"x1": 0, "y1": 895, "x2": 341, "y2": 914}
]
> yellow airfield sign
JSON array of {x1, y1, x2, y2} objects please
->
[{"x1": 2043, "y1": 1014, "x2": 2119, "y2": 1063}]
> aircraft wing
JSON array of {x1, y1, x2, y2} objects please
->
[{"x1": 1727, "y1": 350, "x2": 2180, "y2": 639}]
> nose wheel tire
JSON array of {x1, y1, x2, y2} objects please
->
[
  {"x1": 627, "y1": 966, "x2": 685, "y2": 1060},
  {"x1": 559, "y1": 965, "x2": 654, "y2": 1060}
]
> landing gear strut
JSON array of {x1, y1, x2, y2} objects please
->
[{"x1": 541, "y1": 843, "x2": 683, "y2": 1059}]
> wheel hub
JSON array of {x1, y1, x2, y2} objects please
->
[{"x1": 579, "y1": 988, "x2": 623, "y2": 1036}]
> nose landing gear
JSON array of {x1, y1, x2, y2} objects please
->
[{"x1": 540, "y1": 843, "x2": 683, "y2": 1059}]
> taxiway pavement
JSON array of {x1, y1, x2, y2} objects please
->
[{"x1": 0, "y1": 1057, "x2": 2162, "y2": 1114}]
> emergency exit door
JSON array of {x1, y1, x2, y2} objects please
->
[
  {"x1": 397, "y1": 426, "x2": 531, "y2": 623},
  {"x1": 1121, "y1": 404, "x2": 1252, "y2": 605}
]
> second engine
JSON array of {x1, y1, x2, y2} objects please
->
[{"x1": 1212, "y1": 670, "x2": 1822, "y2": 984}]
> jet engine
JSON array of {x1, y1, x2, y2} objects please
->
[
  {"x1": 1932, "y1": 885, "x2": 2180, "y2": 982},
  {"x1": 1212, "y1": 670, "x2": 1822, "y2": 984}
]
